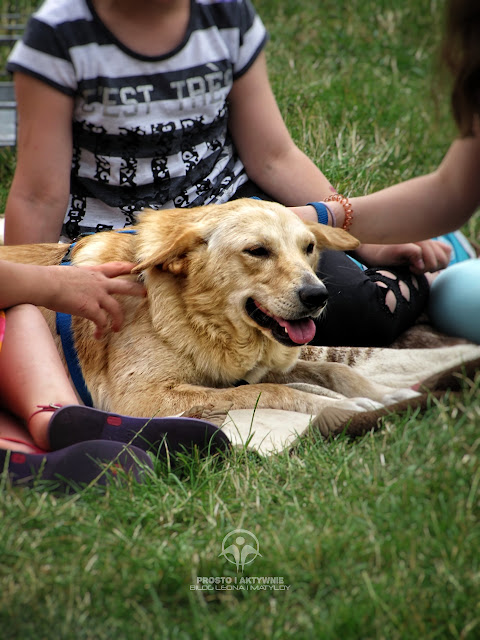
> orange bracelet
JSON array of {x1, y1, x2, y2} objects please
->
[{"x1": 324, "y1": 194, "x2": 354, "y2": 231}]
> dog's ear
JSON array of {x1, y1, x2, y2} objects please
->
[
  {"x1": 132, "y1": 228, "x2": 205, "y2": 275},
  {"x1": 306, "y1": 222, "x2": 360, "y2": 251}
]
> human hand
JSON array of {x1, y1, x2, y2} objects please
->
[
  {"x1": 42, "y1": 262, "x2": 146, "y2": 339},
  {"x1": 352, "y1": 241, "x2": 452, "y2": 273},
  {"x1": 409, "y1": 240, "x2": 453, "y2": 273}
]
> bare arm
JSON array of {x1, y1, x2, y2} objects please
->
[
  {"x1": 0, "y1": 261, "x2": 146, "y2": 338},
  {"x1": 227, "y1": 55, "x2": 461, "y2": 272},
  {"x1": 294, "y1": 132, "x2": 480, "y2": 243},
  {"x1": 4, "y1": 73, "x2": 74, "y2": 244},
  {"x1": 228, "y1": 52, "x2": 336, "y2": 205},
  {"x1": 347, "y1": 134, "x2": 480, "y2": 243}
]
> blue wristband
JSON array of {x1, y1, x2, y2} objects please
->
[{"x1": 307, "y1": 202, "x2": 329, "y2": 225}]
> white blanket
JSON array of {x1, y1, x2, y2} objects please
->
[{"x1": 221, "y1": 343, "x2": 480, "y2": 455}]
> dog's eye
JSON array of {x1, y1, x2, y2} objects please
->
[
  {"x1": 305, "y1": 243, "x2": 315, "y2": 255},
  {"x1": 244, "y1": 246, "x2": 270, "y2": 258}
]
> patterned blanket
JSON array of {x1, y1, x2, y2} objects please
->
[{"x1": 220, "y1": 333, "x2": 480, "y2": 455}]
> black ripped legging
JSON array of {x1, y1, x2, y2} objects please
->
[
  {"x1": 312, "y1": 250, "x2": 429, "y2": 346},
  {"x1": 232, "y1": 182, "x2": 430, "y2": 347}
]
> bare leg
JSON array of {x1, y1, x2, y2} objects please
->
[
  {"x1": 0, "y1": 305, "x2": 78, "y2": 450},
  {"x1": 0, "y1": 310, "x2": 155, "y2": 490},
  {"x1": 0, "y1": 306, "x2": 230, "y2": 458},
  {"x1": 0, "y1": 410, "x2": 39, "y2": 452}
]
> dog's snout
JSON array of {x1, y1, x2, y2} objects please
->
[{"x1": 298, "y1": 283, "x2": 329, "y2": 310}]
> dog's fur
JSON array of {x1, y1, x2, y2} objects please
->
[{"x1": 0, "y1": 199, "x2": 415, "y2": 422}]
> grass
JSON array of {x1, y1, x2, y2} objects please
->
[{"x1": 1, "y1": 1, "x2": 479, "y2": 639}]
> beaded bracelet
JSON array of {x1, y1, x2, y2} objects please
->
[{"x1": 324, "y1": 194, "x2": 354, "y2": 231}]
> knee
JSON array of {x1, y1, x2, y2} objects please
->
[{"x1": 5, "y1": 304, "x2": 47, "y2": 329}]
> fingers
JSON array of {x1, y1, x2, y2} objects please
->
[
  {"x1": 79, "y1": 262, "x2": 146, "y2": 298},
  {"x1": 91, "y1": 307, "x2": 111, "y2": 340},
  {"x1": 59, "y1": 262, "x2": 147, "y2": 337},
  {"x1": 97, "y1": 299, "x2": 125, "y2": 337},
  {"x1": 85, "y1": 297, "x2": 125, "y2": 339},
  {"x1": 88, "y1": 261, "x2": 138, "y2": 277},
  {"x1": 431, "y1": 241, "x2": 452, "y2": 269},
  {"x1": 64, "y1": 263, "x2": 143, "y2": 337},
  {"x1": 107, "y1": 277, "x2": 146, "y2": 298},
  {"x1": 412, "y1": 241, "x2": 452, "y2": 273},
  {"x1": 398, "y1": 243, "x2": 426, "y2": 273}
]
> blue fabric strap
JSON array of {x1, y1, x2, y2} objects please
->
[
  {"x1": 56, "y1": 241, "x2": 95, "y2": 405},
  {"x1": 56, "y1": 311, "x2": 94, "y2": 407},
  {"x1": 307, "y1": 202, "x2": 329, "y2": 225},
  {"x1": 56, "y1": 229, "x2": 137, "y2": 406}
]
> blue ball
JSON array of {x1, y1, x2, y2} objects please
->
[{"x1": 429, "y1": 259, "x2": 480, "y2": 344}]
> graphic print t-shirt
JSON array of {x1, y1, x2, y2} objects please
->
[{"x1": 8, "y1": 0, "x2": 268, "y2": 240}]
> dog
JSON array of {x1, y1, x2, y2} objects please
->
[{"x1": 0, "y1": 199, "x2": 416, "y2": 432}]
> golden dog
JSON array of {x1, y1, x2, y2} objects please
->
[{"x1": 0, "y1": 199, "x2": 415, "y2": 430}]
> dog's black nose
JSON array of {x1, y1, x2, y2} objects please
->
[{"x1": 298, "y1": 283, "x2": 329, "y2": 310}]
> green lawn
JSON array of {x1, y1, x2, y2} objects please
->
[{"x1": 1, "y1": 1, "x2": 479, "y2": 639}]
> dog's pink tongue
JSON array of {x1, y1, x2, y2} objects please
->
[{"x1": 277, "y1": 317, "x2": 316, "y2": 344}]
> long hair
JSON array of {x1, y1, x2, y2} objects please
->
[{"x1": 442, "y1": 0, "x2": 480, "y2": 136}]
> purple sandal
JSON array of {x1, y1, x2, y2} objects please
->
[
  {"x1": 1, "y1": 439, "x2": 153, "y2": 494},
  {"x1": 32, "y1": 404, "x2": 231, "y2": 457}
]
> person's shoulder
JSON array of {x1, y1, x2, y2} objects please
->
[
  {"x1": 194, "y1": 0, "x2": 244, "y2": 6},
  {"x1": 194, "y1": 0, "x2": 260, "y2": 30},
  {"x1": 194, "y1": 0, "x2": 255, "y2": 18},
  {"x1": 31, "y1": 0, "x2": 93, "y2": 28},
  {"x1": 7, "y1": 0, "x2": 94, "y2": 90}
]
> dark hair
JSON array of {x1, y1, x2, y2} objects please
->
[{"x1": 442, "y1": 0, "x2": 480, "y2": 136}]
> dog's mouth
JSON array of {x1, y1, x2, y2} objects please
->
[{"x1": 245, "y1": 298, "x2": 317, "y2": 347}]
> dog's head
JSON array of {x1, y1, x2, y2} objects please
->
[{"x1": 132, "y1": 199, "x2": 359, "y2": 347}]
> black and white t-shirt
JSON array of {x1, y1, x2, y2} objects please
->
[{"x1": 8, "y1": 0, "x2": 268, "y2": 240}]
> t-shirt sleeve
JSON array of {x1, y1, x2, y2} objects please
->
[
  {"x1": 6, "y1": 15, "x2": 77, "y2": 96},
  {"x1": 232, "y1": 0, "x2": 269, "y2": 79}
]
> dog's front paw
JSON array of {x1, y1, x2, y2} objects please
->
[
  {"x1": 312, "y1": 397, "x2": 383, "y2": 438},
  {"x1": 181, "y1": 403, "x2": 232, "y2": 427},
  {"x1": 348, "y1": 397, "x2": 384, "y2": 411},
  {"x1": 381, "y1": 388, "x2": 421, "y2": 406}
]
